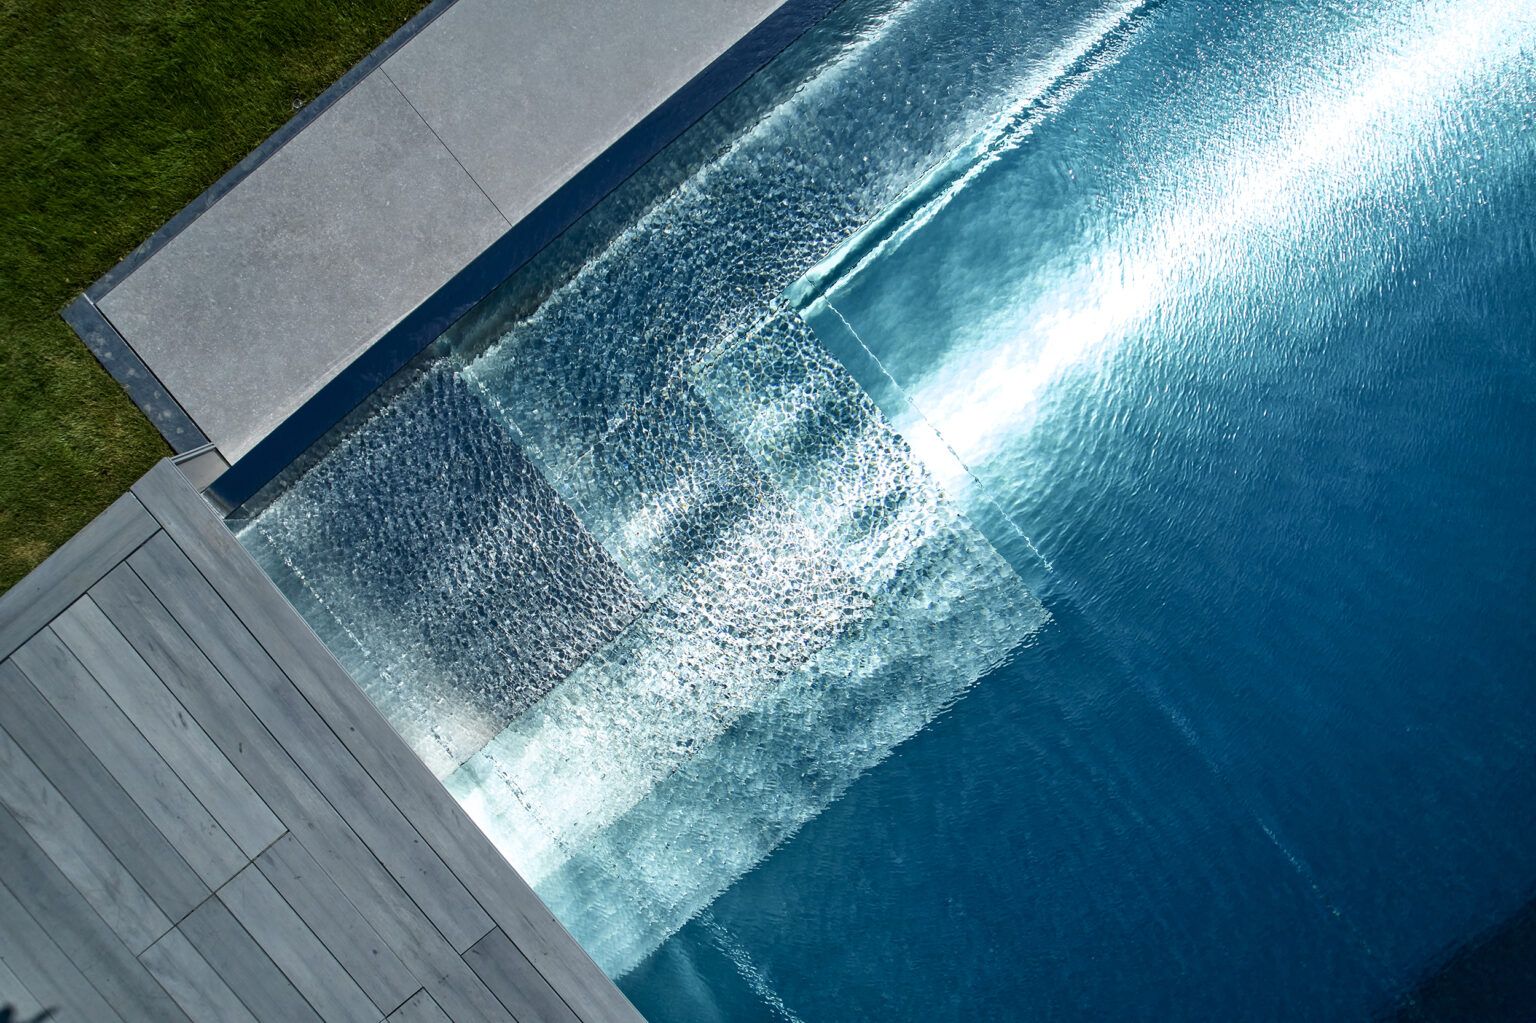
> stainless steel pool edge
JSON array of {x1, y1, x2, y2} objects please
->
[{"x1": 202, "y1": 0, "x2": 845, "y2": 513}]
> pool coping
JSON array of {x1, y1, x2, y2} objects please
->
[
  {"x1": 61, "y1": 0, "x2": 842, "y2": 509},
  {"x1": 59, "y1": 0, "x2": 464, "y2": 458}
]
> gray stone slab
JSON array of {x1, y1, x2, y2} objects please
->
[
  {"x1": 383, "y1": 0, "x2": 784, "y2": 223},
  {"x1": 97, "y1": 70, "x2": 508, "y2": 461},
  {"x1": 218, "y1": 864, "x2": 376, "y2": 1023},
  {"x1": 0, "y1": 492, "x2": 156, "y2": 661}
]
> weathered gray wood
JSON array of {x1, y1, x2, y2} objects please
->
[
  {"x1": 0, "y1": 803, "x2": 190, "y2": 1022},
  {"x1": 59, "y1": 594, "x2": 284, "y2": 858},
  {"x1": 140, "y1": 928, "x2": 260, "y2": 1023},
  {"x1": 357, "y1": 743, "x2": 644, "y2": 1023},
  {"x1": 389, "y1": 989, "x2": 453, "y2": 1023},
  {"x1": 467, "y1": 927, "x2": 583, "y2": 1023},
  {"x1": 11, "y1": 627, "x2": 247, "y2": 889},
  {"x1": 0, "y1": 879, "x2": 124, "y2": 1022},
  {"x1": 0, "y1": 711, "x2": 171, "y2": 954},
  {"x1": 2, "y1": 457, "x2": 641, "y2": 1020},
  {"x1": 178, "y1": 898, "x2": 322, "y2": 1023},
  {"x1": 0, "y1": 659, "x2": 206, "y2": 921},
  {"x1": 257, "y1": 833, "x2": 420, "y2": 1015},
  {"x1": 122, "y1": 518, "x2": 492, "y2": 954},
  {"x1": 133, "y1": 461, "x2": 641, "y2": 1023},
  {"x1": 218, "y1": 864, "x2": 377, "y2": 1023},
  {"x1": 117, "y1": 543, "x2": 512, "y2": 1023},
  {"x1": 0, "y1": 492, "x2": 157, "y2": 661},
  {"x1": 0, "y1": 954, "x2": 44, "y2": 1017}
]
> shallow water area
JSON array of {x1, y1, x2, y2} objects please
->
[{"x1": 239, "y1": 0, "x2": 1536, "y2": 1018}]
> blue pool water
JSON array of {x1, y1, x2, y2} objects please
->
[{"x1": 237, "y1": 0, "x2": 1536, "y2": 1018}]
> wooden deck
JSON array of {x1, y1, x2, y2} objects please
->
[{"x1": 0, "y1": 459, "x2": 644, "y2": 1022}]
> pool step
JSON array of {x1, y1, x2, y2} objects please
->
[
  {"x1": 548, "y1": 379, "x2": 772, "y2": 599},
  {"x1": 691, "y1": 307, "x2": 965, "y2": 590},
  {"x1": 237, "y1": 365, "x2": 649, "y2": 778},
  {"x1": 447, "y1": 310, "x2": 1046, "y2": 974}
]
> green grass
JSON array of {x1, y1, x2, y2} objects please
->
[{"x1": 0, "y1": 0, "x2": 426, "y2": 591}]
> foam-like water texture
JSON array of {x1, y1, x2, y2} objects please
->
[
  {"x1": 241, "y1": 0, "x2": 1536, "y2": 1015},
  {"x1": 239, "y1": 366, "x2": 649, "y2": 777},
  {"x1": 450, "y1": 313, "x2": 1044, "y2": 974},
  {"x1": 240, "y1": 0, "x2": 1108, "y2": 975}
]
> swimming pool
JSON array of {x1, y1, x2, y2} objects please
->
[{"x1": 234, "y1": 0, "x2": 1536, "y2": 1018}]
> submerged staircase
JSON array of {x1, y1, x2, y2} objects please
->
[
  {"x1": 241, "y1": 282, "x2": 1046, "y2": 977},
  {"x1": 447, "y1": 309, "x2": 1045, "y2": 974}
]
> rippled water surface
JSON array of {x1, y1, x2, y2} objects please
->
[{"x1": 239, "y1": 0, "x2": 1536, "y2": 1018}]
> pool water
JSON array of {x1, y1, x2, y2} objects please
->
[{"x1": 236, "y1": 0, "x2": 1536, "y2": 1018}]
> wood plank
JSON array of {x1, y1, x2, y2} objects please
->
[
  {"x1": 0, "y1": 880, "x2": 124, "y2": 1023},
  {"x1": 122, "y1": 524, "x2": 492, "y2": 953},
  {"x1": 178, "y1": 898, "x2": 321, "y2": 1023},
  {"x1": 11, "y1": 627, "x2": 247, "y2": 889},
  {"x1": 132, "y1": 461, "x2": 641, "y2": 1023},
  {"x1": 218, "y1": 864, "x2": 376, "y2": 1023},
  {"x1": 59, "y1": 594, "x2": 284, "y2": 858},
  {"x1": 257, "y1": 833, "x2": 420, "y2": 1015},
  {"x1": 467, "y1": 928, "x2": 582, "y2": 1023},
  {"x1": 0, "y1": 956, "x2": 44, "y2": 1018},
  {"x1": 140, "y1": 928, "x2": 259, "y2": 1023},
  {"x1": 346, "y1": 736, "x2": 645, "y2": 1023},
  {"x1": 107, "y1": 549, "x2": 513, "y2": 1023},
  {"x1": 389, "y1": 989, "x2": 452, "y2": 1023},
  {"x1": 0, "y1": 710, "x2": 170, "y2": 954},
  {"x1": 0, "y1": 492, "x2": 157, "y2": 661},
  {"x1": 0, "y1": 659, "x2": 206, "y2": 921},
  {"x1": 0, "y1": 803, "x2": 190, "y2": 1022}
]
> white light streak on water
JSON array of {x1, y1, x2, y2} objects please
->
[{"x1": 833, "y1": 0, "x2": 1536, "y2": 476}]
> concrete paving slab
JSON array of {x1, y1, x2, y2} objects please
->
[
  {"x1": 382, "y1": 0, "x2": 787, "y2": 223},
  {"x1": 98, "y1": 70, "x2": 508, "y2": 461}
]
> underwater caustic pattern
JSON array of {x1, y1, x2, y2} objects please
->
[{"x1": 242, "y1": 0, "x2": 1536, "y2": 1018}]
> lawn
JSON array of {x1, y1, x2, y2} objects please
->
[{"x1": 0, "y1": 0, "x2": 425, "y2": 591}]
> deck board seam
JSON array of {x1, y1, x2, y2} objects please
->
[
  {"x1": 380, "y1": 65, "x2": 513, "y2": 228},
  {"x1": 133, "y1": 465, "x2": 629, "y2": 1017},
  {"x1": 115, "y1": 539, "x2": 519, "y2": 1020},
  {"x1": 138, "y1": 532, "x2": 497, "y2": 953},
  {"x1": 52, "y1": 594, "x2": 284, "y2": 869}
]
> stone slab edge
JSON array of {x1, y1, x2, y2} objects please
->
[
  {"x1": 56, "y1": 0, "x2": 465, "y2": 452},
  {"x1": 199, "y1": 0, "x2": 843, "y2": 511}
]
